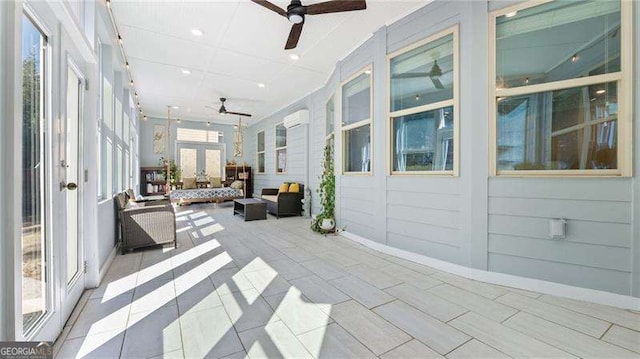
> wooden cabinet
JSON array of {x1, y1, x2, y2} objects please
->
[
  {"x1": 224, "y1": 165, "x2": 252, "y2": 198},
  {"x1": 140, "y1": 166, "x2": 168, "y2": 196}
]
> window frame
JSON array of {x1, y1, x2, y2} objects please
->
[
  {"x1": 274, "y1": 123, "x2": 287, "y2": 174},
  {"x1": 340, "y1": 65, "x2": 373, "y2": 175},
  {"x1": 488, "y1": 0, "x2": 633, "y2": 177},
  {"x1": 256, "y1": 130, "x2": 265, "y2": 174},
  {"x1": 387, "y1": 25, "x2": 459, "y2": 176}
]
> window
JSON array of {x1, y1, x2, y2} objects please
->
[
  {"x1": 389, "y1": 27, "x2": 458, "y2": 174},
  {"x1": 256, "y1": 131, "x2": 265, "y2": 173},
  {"x1": 275, "y1": 123, "x2": 287, "y2": 173},
  {"x1": 205, "y1": 149, "x2": 222, "y2": 177},
  {"x1": 341, "y1": 67, "x2": 372, "y2": 173},
  {"x1": 96, "y1": 42, "x2": 102, "y2": 198},
  {"x1": 180, "y1": 148, "x2": 197, "y2": 179},
  {"x1": 115, "y1": 96, "x2": 122, "y2": 139},
  {"x1": 21, "y1": 12, "x2": 48, "y2": 333},
  {"x1": 176, "y1": 128, "x2": 219, "y2": 143},
  {"x1": 325, "y1": 94, "x2": 335, "y2": 147},
  {"x1": 490, "y1": 0, "x2": 632, "y2": 176},
  {"x1": 105, "y1": 138, "x2": 113, "y2": 195},
  {"x1": 101, "y1": 74, "x2": 113, "y2": 197}
]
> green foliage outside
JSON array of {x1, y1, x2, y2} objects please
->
[
  {"x1": 158, "y1": 157, "x2": 182, "y2": 185},
  {"x1": 311, "y1": 141, "x2": 335, "y2": 234}
]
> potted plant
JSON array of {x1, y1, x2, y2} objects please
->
[
  {"x1": 158, "y1": 157, "x2": 182, "y2": 187},
  {"x1": 312, "y1": 141, "x2": 335, "y2": 234}
]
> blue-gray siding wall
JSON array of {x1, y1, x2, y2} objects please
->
[
  {"x1": 246, "y1": 0, "x2": 639, "y2": 297},
  {"x1": 245, "y1": 100, "x2": 311, "y2": 198},
  {"x1": 139, "y1": 118, "x2": 237, "y2": 169}
]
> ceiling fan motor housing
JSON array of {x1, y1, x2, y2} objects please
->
[{"x1": 287, "y1": 0, "x2": 305, "y2": 23}]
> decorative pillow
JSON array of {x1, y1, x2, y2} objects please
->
[
  {"x1": 278, "y1": 183, "x2": 289, "y2": 193},
  {"x1": 183, "y1": 177, "x2": 197, "y2": 189},
  {"x1": 230, "y1": 180, "x2": 244, "y2": 190},
  {"x1": 125, "y1": 189, "x2": 136, "y2": 202},
  {"x1": 288, "y1": 183, "x2": 300, "y2": 193},
  {"x1": 209, "y1": 176, "x2": 222, "y2": 188}
]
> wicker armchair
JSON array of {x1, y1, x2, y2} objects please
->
[
  {"x1": 260, "y1": 184, "x2": 304, "y2": 218},
  {"x1": 116, "y1": 193, "x2": 177, "y2": 254}
]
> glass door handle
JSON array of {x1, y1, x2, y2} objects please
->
[{"x1": 60, "y1": 182, "x2": 78, "y2": 191}]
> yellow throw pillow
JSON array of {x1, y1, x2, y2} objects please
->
[
  {"x1": 209, "y1": 176, "x2": 222, "y2": 188},
  {"x1": 278, "y1": 183, "x2": 289, "y2": 193},
  {"x1": 289, "y1": 183, "x2": 300, "y2": 193},
  {"x1": 183, "y1": 177, "x2": 197, "y2": 189}
]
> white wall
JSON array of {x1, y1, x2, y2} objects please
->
[
  {"x1": 245, "y1": 0, "x2": 640, "y2": 298},
  {"x1": 0, "y1": 0, "x2": 142, "y2": 339}
]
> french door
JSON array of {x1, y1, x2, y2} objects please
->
[
  {"x1": 19, "y1": 10, "x2": 86, "y2": 340},
  {"x1": 177, "y1": 142, "x2": 224, "y2": 179},
  {"x1": 60, "y1": 60, "x2": 85, "y2": 323}
]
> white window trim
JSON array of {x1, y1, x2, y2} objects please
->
[
  {"x1": 488, "y1": 0, "x2": 633, "y2": 177},
  {"x1": 387, "y1": 25, "x2": 460, "y2": 176},
  {"x1": 341, "y1": 65, "x2": 373, "y2": 175},
  {"x1": 256, "y1": 130, "x2": 265, "y2": 174},
  {"x1": 275, "y1": 123, "x2": 287, "y2": 174}
]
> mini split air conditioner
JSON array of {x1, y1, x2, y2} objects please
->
[{"x1": 283, "y1": 109, "x2": 309, "y2": 129}]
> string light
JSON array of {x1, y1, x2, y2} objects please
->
[{"x1": 571, "y1": 53, "x2": 579, "y2": 63}]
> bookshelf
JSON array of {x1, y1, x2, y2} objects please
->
[
  {"x1": 140, "y1": 166, "x2": 168, "y2": 196},
  {"x1": 224, "y1": 165, "x2": 252, "y2": 198}
]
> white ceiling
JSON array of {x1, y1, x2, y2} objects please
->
[{"x1": 111, "y1": 0, "x2": 429, "y2": 125}]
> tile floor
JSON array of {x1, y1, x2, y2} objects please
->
[{"x1": 55, "y1": 203, "x2": 640, "y2": 358}]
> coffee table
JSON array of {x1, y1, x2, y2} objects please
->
[{"x1": 233, "y1": 198, "x2": 267, "y2": 221}]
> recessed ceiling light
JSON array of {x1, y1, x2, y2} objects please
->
[
  {"x1": 172, "y1": 106, "x2": 180, "y2": 109},
  {"x1": 191, "y1": 28, "x2": 203, "y2": 36},
  {"x1": 289, "y1": 54, "x2": 299, "y2": 61},
  {"x1": 596, "y1": 89, "x2": 606, "y2": 94},
  {"x1": 505, "y1": 10, "x2": 518, "y2": 18},
  {"x1": 258, "y1": 83, "x2": 266, "y2": 88},
  {"x1": 181, "y1": 69, "x2": 191, "y2": 75}
]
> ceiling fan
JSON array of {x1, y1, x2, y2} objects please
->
[
  {"x1": 252, "y1": 0, "x2": 367, "y2": 49},
  {"x1": 392, "y1": 59, "x2": 446, "y2": 89},
  {"x1": 206, "y1": 98, "x2": 253, "y2": 117}
]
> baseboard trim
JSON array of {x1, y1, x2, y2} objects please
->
[
  {"x1": 340, "y1": 231, "x2": 640, "y2": 310},
  {"x1": 98, "y1": 246, "x2": 117, "y2": 285}
]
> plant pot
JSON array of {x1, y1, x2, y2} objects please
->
[{"x1": 320, "y1": 218, "x2": 335, "y2": 231}]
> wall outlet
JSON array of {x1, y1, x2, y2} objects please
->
[{"x1": 549, "y1": 218, "x2": 567, "y2": 240}]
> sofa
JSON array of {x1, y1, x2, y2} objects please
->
[
  {"x1": 115, "y1": 191, "x2": 177, "y2": 254},
  {"x1": 261, "y1": 184, "x2": 304, "y2": 218}
]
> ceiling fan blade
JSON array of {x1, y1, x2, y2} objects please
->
[
  {"x1": 251, "y1": 0, "x2": 287, "y2": 17},
  {"x1": 285, "y1": 22, "x2": 304, "y2": 50},
  {"x1": 430, "y1": 76, "x2": 445, "y2": 89},
  {"x1": 391, "y1": 72, "x2": 430, "y2": 79},
  {"x1": 225, "y1": 111, "x2": 253, "y2": 117},
  {"x1": 306, "y1": 0, "x2": 366, "y2": 15}
]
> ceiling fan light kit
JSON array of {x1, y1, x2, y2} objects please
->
[{"x1": 252, "y1": 0, "x2": 367, "y2": 49}]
